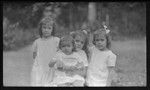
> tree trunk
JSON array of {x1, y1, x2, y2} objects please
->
[
  {"x1": 122, "y1": 12, "x2": 128, "y2": 31},
  {"x1": 88, "y1": 2, "x2": 96, "y2": 25},
  {"x1": 106, "y1": 14, "x2": 109, "y2": 27},
  {"x1": 69, "y1": 4, "x2": 73, "y2": 30}
]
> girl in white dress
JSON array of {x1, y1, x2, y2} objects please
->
[
  {"x1": 86, "y1": 26, "x2": 117, "y2": 87},
  {"x1": 31, "y1": 16, "x2": 60, "y2": 86},
  {"x1": 48, "y1": 35, "x2": 86, "y2": 86}
]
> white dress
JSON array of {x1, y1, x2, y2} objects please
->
[
  {"x1": 76, "y1": 50, "x2": 88, "y2": 67},
  {"x1": 31, "y1": 37, "x2": 60, "y2": 86},
  {"x1": 86, "y1": 46, "x2": 116, "y2": 86},
  {"x1": 48, "y1": 51, "x2": 87, "y2": 86}
]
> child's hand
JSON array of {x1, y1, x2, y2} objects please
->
[
  {"x1": 56, "y1": 61, "x2": 64, "y2": 70},
  {"x1": 75, "y1": 62, "x2": 84, "y2": 69},
  {"x1": 33, "y1": 52, "x2": 37, "y2": 59},
  {"x1": 49, "y1": 60, "x2": 56, "y2": 67}
]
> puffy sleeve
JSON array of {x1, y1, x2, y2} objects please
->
[{"x1": 107, "y1": 52, "x2": 117, "y2": 67}]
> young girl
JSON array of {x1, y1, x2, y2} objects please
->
[
  {"x1": 48, "y1": 35, "x2": 86, "y2": 86},
  {"x1": 71, "y1": 30, "x2": 88, "y2": 78},
  {"x1": 86, "y1": 27, "x2": 117, "y2": 86},
  {"x1": 31, "y1": 16, "x2": 60, "y2": 86}
]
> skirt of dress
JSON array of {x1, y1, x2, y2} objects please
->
[
  {"x1": 31, "y1": 61, "x2": 55, "y2": 86},
  {"x1": 48, "y1": 74, "x2": 85, "y2": 87},
  {"x1": 30, "y1": 63, "x2": 43, "y2": 86}
]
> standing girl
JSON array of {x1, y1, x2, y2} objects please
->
[
  {"x1": 86, "y1": 27, "x2": 117, "y2": 86},
  {"x1": 31, "y1": 16, "x2": 60, "y2": 86}
]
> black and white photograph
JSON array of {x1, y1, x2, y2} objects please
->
[{"x1": 3, "y1": 2, "x2": 146, "y2": 87}]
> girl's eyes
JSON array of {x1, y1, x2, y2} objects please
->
[
  {"x1": 95, "y1": 39, "x2": 105, "y2": 41},
  {"x1": 100, "y1": 39, "x2": 104, "y2": 41},
  {"x1": 42, "y1": 26, "x2": 52, "y2": 29},
  {"x1": 62, "y1": 45, "x2": 72, "y2": 48},
  {"x1": 48, "y1": 27, "x2": 52, "y2": 29},
  {"x1": 75, "y1": 40, "x2": 84, "y2": 44},
  {"x1": 75, "y1": 40, "x2": 80, "y2": 43}
]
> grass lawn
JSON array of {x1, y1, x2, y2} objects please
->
[{"x1": 3, "y1": 38, "x2": 146, "y2": 86}]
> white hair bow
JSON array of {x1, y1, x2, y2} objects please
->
[
  {"x1": 82, "y1": 30, "x2": 88, "y2": 35},
  {"x1": 103, "y1": 24, "x2": 110, "y2": 34}
]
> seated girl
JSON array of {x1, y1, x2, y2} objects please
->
[{"x1": 47, "y1": 35, "x2": 87, "y2": 86}]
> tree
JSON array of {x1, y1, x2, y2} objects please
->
[{"x1": 88, "y1": 2, "x2": 96, "y2": 25}]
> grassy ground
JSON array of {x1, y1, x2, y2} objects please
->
[{"x1": 3, "y1": 38, "x2": 146, "y2": 86}]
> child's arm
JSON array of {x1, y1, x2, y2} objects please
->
[
  {"x1": 54, "y1": 60, "x2": 64, "y2": 71},
  {"x1": 87, "y1": 32, "x2": 94, "y2": 47},
  {"x1": 106, "y1": 53, "x2": 117, "y2": 86},
  {"x1": 32, "y1": 40, "x2": 37, "y2": 59},
  {"x1": 86, "y1": 30, "x2": 94, "y2": 63},
  {"x1": 33, "y1": 52, "x2": 37, "y2": 59},
  {"x1": 49, "y1": 59, "x2": 57, "y2": 68},
  {"x1": 107, "y1": 66, "x2": 116, "y2": 86}
]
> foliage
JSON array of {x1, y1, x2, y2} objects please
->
[{"x1": 3, "y1": 2, "x2": 146, "y2": 51}]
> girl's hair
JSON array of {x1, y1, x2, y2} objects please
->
[
  {"x1": 59, "y1": 35, "x2": 75, "y2": 51},
  {"x1": 71, "y1": 30, "x2": 88, "y2": 52},
  {"x1": 93, "y1": 29, "x2": 111, "y2": 50},
  {"x1": 38, "y1": 17, "x2": 56, "y2": 38}
]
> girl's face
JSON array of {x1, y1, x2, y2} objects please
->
[
  {"x1": 61, "y1": 43, "x2": 73, "y2": 55},
  {"x1": 42, "y1": 24, "x2": 53, "y2": 38},
  {"x1": 94, "y1": 35, "x2": 107, "y2": 51},
  {"x1": 74, "y1": 35, "x2": 84, "y2": 51}
]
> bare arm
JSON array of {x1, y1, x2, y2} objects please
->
[
  {"x1": 107, "y1": 66, "x2": 116, "y2": 86},
  {"x1": 32, "y1": 40, "x2": 37, "y2": 59},
  {"x1": 33, "y1": 52, "x2": 37, "y2": 59},
  {"x1": 87, "y1": 32, "x2": 94, "y2": 47},
  {"x1": 49, "y1": 60, "x2": 57, "y2": 68}
]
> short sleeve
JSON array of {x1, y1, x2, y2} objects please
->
[{"x1": 107, "y1": 52, "x2": 117, "y2": 67}]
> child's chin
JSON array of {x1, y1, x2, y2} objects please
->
[
  {"x1": 76, "y1": 48, "x2": 82, "y2": 51},
  {"x1": 98, "y1": 47, "x2": 105, "y2": 51}
]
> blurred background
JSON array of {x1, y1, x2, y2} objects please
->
[{"x1": 3, "y1": 2, "x2": 146, "y2": 86}]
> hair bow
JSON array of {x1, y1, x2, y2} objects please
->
[{"x1": 102, "y1": 23, "x2": 110, "y2": 34}]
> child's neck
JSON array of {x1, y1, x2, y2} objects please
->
[
  {"x1": 42, "y1": 35, "x2": 52, "y2": 39},
  {"x1": 97, "y1": 47, "x2": 109, "y2": 51},
  {"x1": 75, "y1": 49, "x2": 82, "y2": 52},
  {"x1": 63, "y1": 51, "x2": 73, "y2": 55}
]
